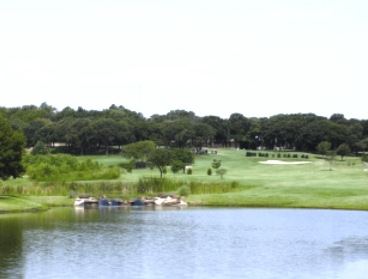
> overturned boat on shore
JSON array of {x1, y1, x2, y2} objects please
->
[
  {"x1": 74, "y1": 194, "x2": 187, "y2": 208},
  {"x1": 73, "y1": 195, "x2": 99, "y2": 207}
]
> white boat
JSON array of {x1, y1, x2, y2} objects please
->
[
  {"x1": 74, "y1": 197, "x2": 85, "y2": 207},
  {"x1": 73, "y1": 195, "x2": 99, "y2": 207}
]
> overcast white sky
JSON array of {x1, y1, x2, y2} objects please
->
[{"x1": 1, "y1": 0, "x2": 367, "y2": 119}]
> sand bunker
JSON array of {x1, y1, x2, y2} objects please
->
[{"x1": 259, "y1": 160, "x2": 312, "y2": 165}]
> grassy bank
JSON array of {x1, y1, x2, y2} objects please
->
[
  {"x1": 1, "y1": 148, "x2": 368, "y2": 212},
  {"x1": 0, "y1": 196, "x2": 71, "y2": 213}
]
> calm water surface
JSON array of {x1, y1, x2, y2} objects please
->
[{"x1": 1, "y1": 207, "x2": 368, "y2": 279}]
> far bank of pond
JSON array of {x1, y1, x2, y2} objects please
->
[{"x1": 1, "y1": 184, "x2": 368, "y2": 214}]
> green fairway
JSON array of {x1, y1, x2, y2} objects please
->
[{"x1": 1, "y1": 148, "x2": 368, "y2": 212}]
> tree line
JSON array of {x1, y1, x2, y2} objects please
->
[{"x1": 1, "y1": 103, "x2": 368, "y2": 155}]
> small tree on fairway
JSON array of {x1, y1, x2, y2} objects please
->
[
  {"x1": 216, "y1": 168, "x2": 227, "y2": 179},
  {"x1": 326, "y1": 150, "x2": 336, "y2": 171},
  {"x1": 147, "y1": 148, "x2": 171, "y2": 178},
  {"x1": 316, "y1": 141, "x2": 331, "y2": 157},
  {"x1": 336, "y1": 143, "x2": 351, "y2": 160},
  {"x1": 212, "y1": 159, "x2": 221, "y2": 170}
]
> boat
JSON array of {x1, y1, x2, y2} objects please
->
[
  {"x1": 99, "y1": 198, "x2": 124, "y2": 207},
  {"x1": 73, "y1": 195, "x2": 99, "y2": 207},
  {"x1": 73, "y1": 194, "x2": 187, "y2": 207}
]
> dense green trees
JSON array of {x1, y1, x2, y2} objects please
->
[
  {"x1": 0, "y1": 116, "x2": 26, "y2": 180},
  {"x1": 23, "y1": 154, "x2": 120, "y2": 181},
  {"x1": 2, "y1": 103, "x2": 368, "y2": 158}
]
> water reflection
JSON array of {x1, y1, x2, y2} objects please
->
[
  {"x1": 0, "y1": 217, "x2": 24, "y2": 278},
  {"x1": 0, "y1": 208, "x2": 367, "y2": 279}
]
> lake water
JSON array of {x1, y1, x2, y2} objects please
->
[{"x1": 1, "y1": 207, "x2": 368, "y2": 279}]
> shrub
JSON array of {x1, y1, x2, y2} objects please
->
[
  {"x1": 187, "y1": 168, "x2": 192, "y2": 175},
  {"x1": 292, "y1": 154, "x2": 298, "y2": 158},
  {"x1": 120, "y1": 159, "x2": 135, "y2": 173},
  {"x1": 176, "y1": 185, "x2": 190, "y2": 197},
  {"x1": 361, "y1": 154, "x2": 368, "y2": 163},
  {"x1": 207, "y1": 168, "x2": 212, "y2": 175},
  {"x1": 23, "y1": 154, "x2": 119, "y2": 182},
  {"x1": 31, "y1": 141, "x2": 48, "y2": 155},
  {"x1": 135, "y1": 160, "x2": 148, "y2": 169},
  {"x1": 246, "y1": 151, "x2": 253, "y2": 157},
  {"x1": 277, "y1": 153, "x2": 281, "y2": 158}
]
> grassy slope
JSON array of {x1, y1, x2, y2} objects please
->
[
  {"x1": 87, "y1": 148, "x2": 368, "y2": 210},
  {"x1": 1, "y1": 148, "x2": 367, "y2": 211}
]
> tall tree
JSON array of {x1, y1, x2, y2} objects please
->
[
  {"x1": 0, "y1": 116, "x2": 26, "y2": 180},
  {"x1": 162, "y1": 120, "x2": 194, "y2": 148},
  {"x1": 345, "y1": 123, "x2": 363, "y2": 153},
  {"x1": 229, "y1": 113, "x2": 251, "y2": 148},
  {"x1": 192, "y1": 123, "x2": 216, "y2": 153},
  {"x1": 92, "y1": 118, "x2": 119, "y2": 155},
  {"x1": 202, "y1": 116, "x2": 229, "y2": 147}
]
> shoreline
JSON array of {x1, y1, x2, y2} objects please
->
[{"x1": 1, "y1": 195, "x2": 368, "y2": 215}]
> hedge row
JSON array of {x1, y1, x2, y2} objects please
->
[{"x1": 245, "y1": 152, "x2": 309, "y2": 159}]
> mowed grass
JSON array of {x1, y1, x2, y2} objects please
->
[
  {"x1": 1, "y1": 148, "x2": 368, "y2": 211},
  {"x1": 85, "y1": 148, "x2": 368, "y2": 210},
  {"x1": 0, "y1": 196, "x2": 71, "y2": 213}
]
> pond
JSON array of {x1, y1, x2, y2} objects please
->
[{"x1": 1, "y1": 207, "x2": 368, "y2": 279}]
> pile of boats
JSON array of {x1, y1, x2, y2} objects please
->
[{"x1": 73, "y1": 194, "x2": 188, "y2": 207}]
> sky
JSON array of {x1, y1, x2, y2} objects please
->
[{"x1": 1, "y1": 0, "x2": 367, "y2": 119}]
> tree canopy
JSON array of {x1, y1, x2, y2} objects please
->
[{"x1": 2, "y1": 103, "x2": 368, "y2": 157}]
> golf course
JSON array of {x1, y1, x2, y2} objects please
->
[{"x1": 1, "y1": 148, "x2": 367, "y2": 213}]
